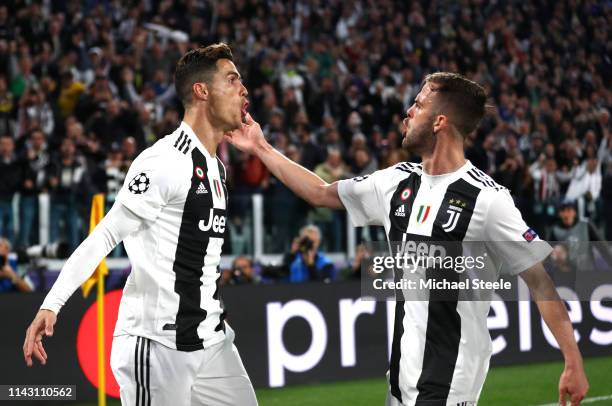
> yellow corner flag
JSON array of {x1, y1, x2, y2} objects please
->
[
  {"x1": 81, "y1": 193, "x2": 109, "y2": 298},
  {"x1": 81, "y1": 193, "x2": 108, "y2": 406}
]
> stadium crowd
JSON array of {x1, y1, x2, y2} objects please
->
[{"x1": 0, "y1": 1, "x2": 610, "y2": 285}]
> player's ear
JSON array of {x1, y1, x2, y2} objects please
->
[
  {"x1": 432, "y1": 114, "x2": 447, "y2": 134},
  {"x1": 192, "y1": 82, "x2": 209, "y2": 102}
]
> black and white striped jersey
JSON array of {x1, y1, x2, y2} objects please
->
[
  {"x1": 338, "y1": 160, "x2": 551, "y2": 406},
  {"x1": 114, "y1": 122, "x2": 229, "y2": 351}
]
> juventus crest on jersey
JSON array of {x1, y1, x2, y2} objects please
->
[
  {"x1": 339, "y1": 161, "x2": 551, "y2": 406},
  {"x1": 114, "y1": 122, "x2": 229, "y2": 351}
]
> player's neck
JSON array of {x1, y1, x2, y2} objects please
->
[
  {"x1": 420, "y1": 139, "x2": 466, "y2": 176},
  {"x1": 183, "y1": 109, "x2": 221, "y2": 157}
]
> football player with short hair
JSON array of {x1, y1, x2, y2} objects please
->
[
  {"x1": 24, "y1": 43, "x2": 257, "y2": 406},
  {"x1": 226, "y1": 72, "x2": 588, "y2": 406}
]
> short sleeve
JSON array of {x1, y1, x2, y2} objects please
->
[
  {"x1": 338, "y1": 171, "x2": 384, "y2": 227},
  {"x1": 484, "y1": 190, "x2": 552, "y2": 275},
  {"x1": 116, "y1": 149, "x2": 176, "y2": 221}
]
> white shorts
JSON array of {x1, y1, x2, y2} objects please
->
[
  {"x1": 110, "y1": 326, "x2": 257, "y2": 406},
  {"x1": 384, "y1": 370, "x2": 478, "y2": 406}
]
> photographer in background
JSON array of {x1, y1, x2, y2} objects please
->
[
  {"x1": 284, "y1": 225, "x2": 335, "y2": 283},
  {"x1": 222, "y1": 256, "x2": 258, "y2": 286},
  {"x1": 0, "y1": 237, "x2": 33, "y2": 293}
]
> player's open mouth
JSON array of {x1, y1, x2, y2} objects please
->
[
  {"x1": 241, "y1": 102, "x2": 249, "y2": 118},
  {"x1": 402, "y1": 118, "x2": 409, "y2": 134}
]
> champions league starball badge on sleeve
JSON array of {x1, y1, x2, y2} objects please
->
[{"x1": 128, "y1": 173, "x2": 151, "y2": 195}]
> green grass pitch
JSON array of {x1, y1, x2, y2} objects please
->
[{"x1": 74, "y1": 356, "x2": 612, "y2": 405}]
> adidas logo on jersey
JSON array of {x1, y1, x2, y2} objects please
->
[
  {"x1": 394, "y1": 205, "x2": 406, "y2": 217},
  {"x1": 196, "y1": 182, "x2": 208, "y2": 194}
]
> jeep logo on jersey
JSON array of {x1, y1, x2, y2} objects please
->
[
  {"x1": 128, "y1": 172, "x2": 150, "y2": 194},
  {"x1": 395, "y1": 240, "x2": 447, "y2": 259},
  {"x1": 198, "y1": 208, "x2": 226, "y2": 235}
]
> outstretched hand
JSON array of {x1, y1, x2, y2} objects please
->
[
  {"x1": 224, "y1": 113, "x2": 266, "y2": 155},
  {"x1": 558, "y1": 362, "x2": 589, "y2": 405},
  {"x1": 23, "y1": 309, "x2": 56, "y2": 367}
]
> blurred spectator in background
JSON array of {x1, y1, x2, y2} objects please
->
[
  {"x1": 602, "y1": 113, "x2": 612, "y2": 236},
  {"x1": 57, "y1": 71, "x2": 85, "y2": 118},
  {"x1": 549, "y1": 201, "x2": 612, "y2": 273},
  {"x1": 529, "y1": 155, "x2": 561, "y2": 235},
  {"x1": 494, "y1": 134, "x2": 525, "y2": 192},
  {"x1": 228, "y1": 216, "x2": 252, "y2": 256},
  {"x1": 231, "y1": 150, "x2": 269, "y2": 237},
  {"x1": 0, "y1": 237, "x2": 32, "y2": 292},
  {"x1": 468, "y1": 134, "x2": 497, "y2": 176},
  {"x1": 17, "y1": 85, "x2": 54, "y2": 139},
  {"x1": 285, "y1": 225, "x2": 335, "y2": 283},
  {"x1": 222, "y1": 255, "x2": 258, "y2": 286},
  {"x1": 267, "y1": 144, "x2": 308, "y2": 252},
  {"x1": 0, "y1": 135, "x2": 20, "y2": 243},
  {"x1": 0, "y1": 0, "x2": 607, "y2": 263},
  {"x1": 101, "y1": 143, "x2": 128, "y2": 257},
  {"x1": 350, "y1": 145, "x2": 377, "y2": 177},
  {"x1": 307, "y1": 77, "x2": 339, "y2": 127},
  {"x1": 121, "y1": 136, "x2": 139, "y2": 166},
  {"x1": 234, "y1": 151, "x2": 269, "y2": 195},
  {"x1": 0, "y1": 75, "x2": 15, "y2": 137},
  {"x1": 103, "y1": 144, "x2": 127, "y2": 204},
  {"x1": 18, "y1": 128, "x2": 48, "y2": 247},
  {"x1": 295, "y1": 123, "x2": 324, "y2": 170},
  {"x1": 10, "y1": 55, "x2": 37, "y2": 100},
  {"x1": 312, "y1": 147, "x2": 348, "y2": 251},
  {"x1": 47, "y1": 137, "x2": 91, "y2": 251},
  {"x1": 279, "y1": 55, "x2": 305, "y2": 107},
  {"x1": 154, "y1": 107, "x2": 181, "y2": 140},
  {"x1": 565, "y1": 149, "x2": 602, "y2": 220},
  {"x1": 546, "y1": 243, "x2": 574, "y2": 283},
  {"x1": 341, "y1": 243, "x2": 369, "y2": 280}
]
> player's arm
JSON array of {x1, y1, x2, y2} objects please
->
[
  {"x1": 484, "y1": 191, "x2": 588, "y2": 406},
  {"x1": 23, "y1": 202, "x2": 142, "y2": 367},
  {"x1": 225, "y1": 113, "x2": 343, "y2": 209},
  {"x1": 520, "y1": 264, "x2": 588, "y2": 406},
  {"x1": 255, "y1": 142, "x2": 343, "y2": 208}
]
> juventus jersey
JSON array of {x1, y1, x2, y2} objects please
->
[
  {"x1": 114, "y1": 122, "x2": 228, "y2": 351},
  {"x1": 338, "y1": 161, "x2": 551, "y2": 406}
]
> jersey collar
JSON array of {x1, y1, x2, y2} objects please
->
[
  {"x1": 420, "y1": 160, "x2": 473, "y2": 189},
  {"x1": 178, "y1": 121, "x2": 215, "y2": 159}
]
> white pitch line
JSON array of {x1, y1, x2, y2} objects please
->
[{"x1": 533, "y1": 394, "x2": 612, "y2": 406}]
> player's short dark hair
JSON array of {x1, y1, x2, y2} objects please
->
[
  {"x1": 423, "y1": 72, "x2": 487, "y2": 137},
  {"x1": 174, "y1": 43, "x2": 233, "y2": 107}
]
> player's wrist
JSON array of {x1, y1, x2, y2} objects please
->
[
  {"x1": 39, "y1": 303, "x2": 60, "y2": 317},
  {"x1": 253, "y1": 137, "x2": 272, "y2": 157},
  {"x1": 562, "y1": 350, "x2": 583, "y2": 368}
]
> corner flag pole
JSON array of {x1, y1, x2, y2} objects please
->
[
  {"x1": 81, "y1": 193, "x2": 108, "y2": 406},
  {"x1": 97, "y1": 258, "x2": 106, "y2": 406}
]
